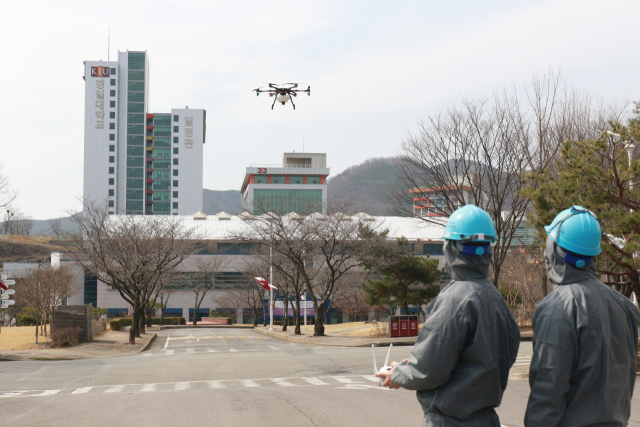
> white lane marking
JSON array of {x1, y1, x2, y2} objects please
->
[
  {"x1": 163, "y1": 336, "x2": 170, "y2": 350},
  {"x1": 197, "y1": 339, "x2": 200, "y2": 342},
  {"x1": 272, "y1": 378, "x2": 296, "y2": 387},
  {"x1": 0, "y1": 391, "x2": 27, "y2": 398},
  {"x1": 361, "y1": 375, "x2": 379, "y2": 382},
  {"x1": 302, "y1": 377, "x2": 329, "y2": 386},
  {"x1": 71, "y1": 387, "x2": 94, "y2": 394},
  {"x1": 175, "y1": 382, "x2": 191, "y2": 390},
  {"x1": 207, "y1": 349, "x2": 216, "y2": 353},
  {"x1": 186, "y1": 348, "x2": 195, "y2": 354},
  {"x1": 163, "y1": 350, "x2": 175, "y2": 355},
  {"x1": 30, "y1": 390, "x2": 61, "y2": 397},
  {"x1": 268, "y1": 345, "x2": 279, "y2": 350},
  {"x1": 208, "y1": 381, "x2": 225, "y2": 389},
  {"x1": 239, "y1": 380, "x2": 260, "y2": 388},
  {"x1": 140, "y1": 383, "x2": 157, "y2": 392},
  {"x1": 333, "y1": 377, "x2": 363, "y2": 384},
  {"x1": 141, "y1": 353, "x2": 153, "y2": 357},
  {"x1": 105, "y1": 385, "x2": 126, "y2": 393},
  {"x1": 229, "y1": 349, "x2": 239, "y2": 352}
]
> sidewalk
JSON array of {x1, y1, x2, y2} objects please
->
[
  {"x1": 0, "y1": 331, "x2": 156, "y2": 361},
  {"x1": 255, "y1": 326, "x2": 534, "y2": 347}
]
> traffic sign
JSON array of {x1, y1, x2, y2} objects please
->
[
  {"x1": 1, "y1": 300, "x2": 15, "y2": 308},
  {"x1": 3, "y1": 280, "x2": 15, "y2": 285},
  {"x1": 1, "y1": 274, "x2": 6, "y2": 280},
  {"x1": 2, "y1": 289, "x2": 15, "y2": 295},
  {"x1": 0, "y1": 294, "x2": 8, "y2": 300}
]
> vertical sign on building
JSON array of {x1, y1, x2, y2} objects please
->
[
  {"x1": 184, "y1": 116, "x2": 193, "y2": 148},
  {"x1": 95, "y1": 79, "x2": 105, "y2": 129}
]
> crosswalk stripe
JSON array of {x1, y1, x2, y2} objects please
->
[
  {"x1": 268, "y1": 345, "x2": 279, "y2": 350},
  {"x1": 207, "y1": 381, "x2": 225, "y2": 389},
  {"x1": 272, "y1": 378, "x2": 296, "y2": 387},
  {"x1": 361, "y1": 375, "x2": 379, "y2": 382},
  {"x1": 30, "y1": 390, "x2": 60, "y2": 396},
  {"x1": 164, "y1": 350, "x2": 174, "y2": 355},
  {"x1": 333, "y1": 377, "x2": 363, "y2": 384},
  {"x1": 302, "y1": 378, "x2": 329, "y2": 386},
  {"x1": 105, "y1": 385, "x2": 126, "y2": 393},
  {"x1": 186, "y1": 348, "x2": 195, "y2": 354},
  {"x1": 71, "y1": 387, "x2": 94, "y2": 394},
  {"x1": 0, "y1": 391, "x2": 27, "y2": 398},
  {"x1": 175, "y1": 382, "x2": 191, "y2": 390},
  {"x1": 207, "y1": 349, "x2": 216, "y2": 353},
  {"x1": 239, "y1": 380, "x2": 260, "y2": 388},
  {"x1": 229, "y1": 349, "x2": 239, "y2": 352},
  {"x1": 140, "y1": 383, "x2": 157, "y2": 392}
]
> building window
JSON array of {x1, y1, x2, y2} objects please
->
[
  {"x1": 110, "y1": 79, "x2": 116, "y2": 86},
  {"x1": 109, "y1": 189, "x2": 114, "y2": 196},
  {"x1": 173, "y1": 147, "x2": 178, "y2": 154},
  {"x1": 173, "y1": 158, "x2": 178, "y2": 165},
  {"x1": 109, "y1": 167, "x2": 114, "y2": 174},
  {"x1": 109, "y1": 134, "x2": 115, "y2": 141},
  {"x1": 291, "y1": 176, "x2": 303, "y2": 184},
  {"x1": 110, "y1": 90, "x2": 116, "y2": 97},
  {"x1": 128, "y1": 52, "x2": 145, "y2": 71},
  {"x1": 109, "y1": 178, "x2": 114, "y2": 185},
  {"x1": 173, "y1": 137, "x2": 179, "y2": 144},
  {"x1": 110, "y1": 68, "x2": 116, "y2": 75},
  {"x1": 307, "y1": 175, "x2": 320, "y2": 184},
  {"x1": 173, "y1": 169, "x2": 178, "y2": 176},
  {"x1": 110, "y1": 101, "x2": 116, "y2": 108},
  {"x1": 173, "y1": 180, "x2": 178, "y2": 187},
  {"x1": 109, "y1": 156, "x2": 114, "y2": 163},
  {"x1": 173, "y1": 191, "x2": 178, "y2": 198},
  {"x1": 173, "y1": 115, "x2": 179, "y2": 122},
  {"x1": 173, "y1": 202, "x2": 178, "y2": 209},
  {"x1": 109, "y1": 145, "x2": 115, "y2": 152},
  {"x1": 109, "y1": 123, "x2": 115, "y2": 130},
  {"x1": 173, "y1": 126, "x2": 179, "y2": 133},
  {"x1": 110, "y1": 111, "x2": 115, "y2": 119},
  {"x1": 108, "y1": 200, "x2": 114, "y2": 207},
  {"x1": 271, "y1": 175, "x2": 285, "y2": 184}
]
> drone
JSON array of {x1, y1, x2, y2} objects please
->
[{"x1": 253, "y1": 83, "x2": 310, "y2": 110}]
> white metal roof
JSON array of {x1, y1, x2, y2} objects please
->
[{"x1": 165, "y1": 214, "x2": 448, "y2": 241}]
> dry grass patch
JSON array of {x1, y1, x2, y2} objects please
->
[{"x1": 0, "y1": 326, "x2": 51, "y2": 351}]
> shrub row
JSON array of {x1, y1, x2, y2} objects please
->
[
  {"x1": 109, "y1": 317, "x2": 186, "y2": 331},
  {"x1": 51, "y1": 326, "x2": 82, "y2": 347}
]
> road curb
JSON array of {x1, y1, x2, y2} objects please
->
[{"x1": 141, "y1": 333, "x2": 157, "y2": 352}]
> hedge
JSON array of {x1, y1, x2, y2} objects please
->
[{"x1": 109, "y1": 317, "x2": 186, "y2": 331}]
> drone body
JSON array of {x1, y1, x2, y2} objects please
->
[{"x1": 254, "y1": 83, "x2": 310, "y2": 110}]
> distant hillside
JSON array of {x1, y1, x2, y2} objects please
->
[
  {"x1": 203, "y1": 189, "x2": 241, "y2": 215},
  {"x1": 0, "y1": 235, "x2": 72, "y2": 264},
  {"x1": 30, "y1": 216, "x2": 79, "y2": 238},
  {"x1": 328, "y1": 157, "x2": 401, "y2": 216}
]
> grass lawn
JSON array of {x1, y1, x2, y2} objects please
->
[
  {"x1": 0, "y1": 326, "x2": 51, "y2": 351},
  {"x1": 299, "y1": 321, "x2": 388, "y2": 337}
]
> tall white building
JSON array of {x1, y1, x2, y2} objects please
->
[{"x1": 83, "y1": 50, "x2": 205, "y2": 215}]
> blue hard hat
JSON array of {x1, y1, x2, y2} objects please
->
[
  {"x1": 443, "y1": 204, "x2": 497, "y2": 242},
  {"x1": 544, "y1": 205, "x2": 601, "y2": 256}
]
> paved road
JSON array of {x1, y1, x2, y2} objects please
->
[{"x1": 0, "y1": 329, "x2": 637, "y2": 427}]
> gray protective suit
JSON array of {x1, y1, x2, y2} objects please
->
[
  {"x1": 525, "y1": 237, "x2": 639, "y2": 426},
  {"x1": 392, "y1": 241, "x2": 521, "y2": 427}
]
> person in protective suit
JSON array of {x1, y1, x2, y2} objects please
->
[
  {"x1": 376, "y1": 204, "x2": 521, "y2": 427},
  {"x1": 525, "y1": 206, "x2": 639, "y2": 426}
]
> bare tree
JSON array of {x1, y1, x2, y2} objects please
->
[
  {"x1": 14, "y1": 260, "x2": 77, "y2": 342},
  {"x1": 392, "y1": 70, "x2": 612, "y2": 286},
  {"x1": 66, "y1": 200, "x2": 201, "y2": 344},
  {"x1": 236, "y1": 200, "x2": 389, "y2": 336},
  {"x1": 214, "y1": 283, "x2": 266, "y2": 327},
  {"x1": 187, "y1": 255, "x2": 230, "y2": 326},
  {"x1": 2, "y1": 207, "x2": 33, "y2": 236},
  {"x1": 332, "y1": 270, "x2": 369, "y2": 322},
  {"x1": 49, "y1": 218, "x2": 63, "y2": 241},
  {"x1": 0, "y1": 165, "x2": 18, "y2": 210}
]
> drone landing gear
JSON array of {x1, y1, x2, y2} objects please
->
[
  {"x1": 290, "y1": 97, "x2": 296, "y2": 110},
  {"x1": 271, "y1": 96, "x2": 277, "y2": 110}
]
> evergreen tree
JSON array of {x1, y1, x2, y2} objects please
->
[
  {"x1": 362, "y1": 237, "x2": 442, "y2": 315},
  {"x1": 523, "y1": 104, "x2": 640, "y2": 300}
]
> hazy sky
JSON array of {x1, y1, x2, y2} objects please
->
[{"x1": 1, "y1": 0, "x2": 639, "y2": 219}]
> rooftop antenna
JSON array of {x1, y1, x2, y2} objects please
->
[{"x1": 108, "y1": 28, "x2": 110, "y2": 61}]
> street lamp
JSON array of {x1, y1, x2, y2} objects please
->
[{"x1": 625, "y1": 142, "x2": 636, "y2": 190}]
